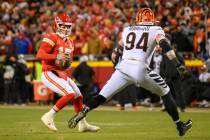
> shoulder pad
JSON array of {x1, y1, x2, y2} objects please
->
[
  {"x1": 43, "y1": 33, "x2": 57, "y2": 47},
  {"x1": 152, "y1": 26, "x2": 162, "y2": 30}
]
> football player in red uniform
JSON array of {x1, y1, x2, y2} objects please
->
[{"x1": 36, "y1": 13, "x2": 100, "y2": 132}]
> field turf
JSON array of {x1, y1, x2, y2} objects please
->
[{"x1": 0, "y1": 105, "x2": 209, "y2": 140}]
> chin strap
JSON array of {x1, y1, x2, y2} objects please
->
[{"x1": 56, "y1": 31, "x2": 66, "y2": 38}]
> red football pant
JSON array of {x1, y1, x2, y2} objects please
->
[
  {"x1": 54, "y1": 94, "x2": 75, "y2": 111},
  {"x1": 72, "y1": 96, "x2": 83, "y2": 113}
]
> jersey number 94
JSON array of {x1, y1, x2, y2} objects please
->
[{"x1": 125, "y1": 32, "x2": 149, "y2": 52}]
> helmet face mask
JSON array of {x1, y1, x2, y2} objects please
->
[
  {"x1": 54, "y1": 13, "x2": 73, "y2": 38},
  {"x1": 136, "y1": 8, "x2": 155, "y2": 25},
  {"x1": 56, "y1": 24, "x2": 72, "y2": 38}
]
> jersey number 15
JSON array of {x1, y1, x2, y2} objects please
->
[{"x1": 125, "y1": 32, "x2": 148, "y2": 52}]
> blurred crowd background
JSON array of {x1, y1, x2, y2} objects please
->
[
  {"x1": 0, "y1": 0, "x2": 210, "y2": 58},
  {"x1": 0, "y1": 0, "x2": 210, "y2": 109}
]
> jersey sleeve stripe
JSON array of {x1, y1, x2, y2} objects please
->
[{"x1": 43, "y1": 38, "x2": 55, "y2": 47}]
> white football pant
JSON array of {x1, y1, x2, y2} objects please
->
[
  {"x1": 41, "y1": 71, "x2": 81, "y2": 98},
  {"x1": 99, "y1": 59, "x2": 170, "y2": 99}
]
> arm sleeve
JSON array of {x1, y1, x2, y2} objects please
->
[
  {"x1": 159, "y1": 39, "x2": 181, "y2": 67},
  {"x1": 156, "y1": 29, "x2": 181, "y2": 67},
  {"x1": 36, "y1": 34, "x2": 57, "y2": 61}
]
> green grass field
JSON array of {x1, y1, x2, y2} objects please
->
[{"x1": 0, "y1": 105, "x2": 210, "y2": 140}]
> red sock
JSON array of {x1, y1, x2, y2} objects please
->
[
  {"x1": 72, "y1": 96, "x2": 83, "y2": 113},
  {"x1": 54, "y1": 94, "x2": 75, "y2": 111}
]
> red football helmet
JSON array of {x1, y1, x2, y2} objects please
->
[
  {"x1": 136, "y1": 8, "x2": 155, "y2": 25},
  {"x1": 54, "y1": 13, "x2": 73, "y2": 38}
]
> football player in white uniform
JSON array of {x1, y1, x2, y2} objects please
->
[{"x1": 68, "y1": 8, "x2": 192, "y2": 136}]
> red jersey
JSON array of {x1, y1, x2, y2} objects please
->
[{"x1": 36, "y1": 33, "x2": 74, "y2": 78}]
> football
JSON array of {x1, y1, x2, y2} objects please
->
[{"x1": 55, "y1": 54, "x2": 71, "y2": 69}]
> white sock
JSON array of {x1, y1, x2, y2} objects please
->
[
  {"x1": 48, "y1": 108, "x2": 57, "y2": 117},
  {"x1": 79, "y1": 118, "x2": 86, "y2": 124}
]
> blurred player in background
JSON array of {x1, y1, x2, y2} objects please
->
[
  {"x1": 68, "y1": 8, "x2": 192, "y2": 136},
  {"x1": 36, "y1": 13, "x2": 99, "y2": 132},
  {"x1": 160, "y1": 34, "x2": 186, "y2": 112}
]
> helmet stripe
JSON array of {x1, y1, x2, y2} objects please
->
[{"x1": 136, "y1": 8, "x2": 154, "y2": 24}]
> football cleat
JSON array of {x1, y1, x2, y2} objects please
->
[
  {"x1": 41, "y1": 113, "x2": 58, "y2": 132},
  {"x1": 177, "y1": 120, "x2": 192, "y2": 136},
  {"x1": 68, "y1": 111, "x2": 86, "y2": 128},
  {"x1": 78, "y1": 118, "x2": 100, "y2": 132}
]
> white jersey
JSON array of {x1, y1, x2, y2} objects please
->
[
  {"x1": 121, "y1": 25, "x2": 165, "y2": 65},
  {"x1": 98, "y1": 25, "x2": 169, "y2": 99}
]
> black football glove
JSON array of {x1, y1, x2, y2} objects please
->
[
  {"x1": 176, "y1": 65, "x2": 191, "y2": 79},
  {"x1": 111, "y1": 48, "x2": 122, "y2": 65},
  {"x1": 171, "y1": 57, "x2": 191, "y2": 79}
]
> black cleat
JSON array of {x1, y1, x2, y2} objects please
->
[
  {"x1": 177, "y1": 120, "x2": 192, "y2": 136},
  {"x1": 68, "y1": 111, "x2": 86, "y2": 128}
]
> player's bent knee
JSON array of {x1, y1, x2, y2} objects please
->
[{"x1": 66, "y1": 93, "x2": 76, "y2": 102}]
